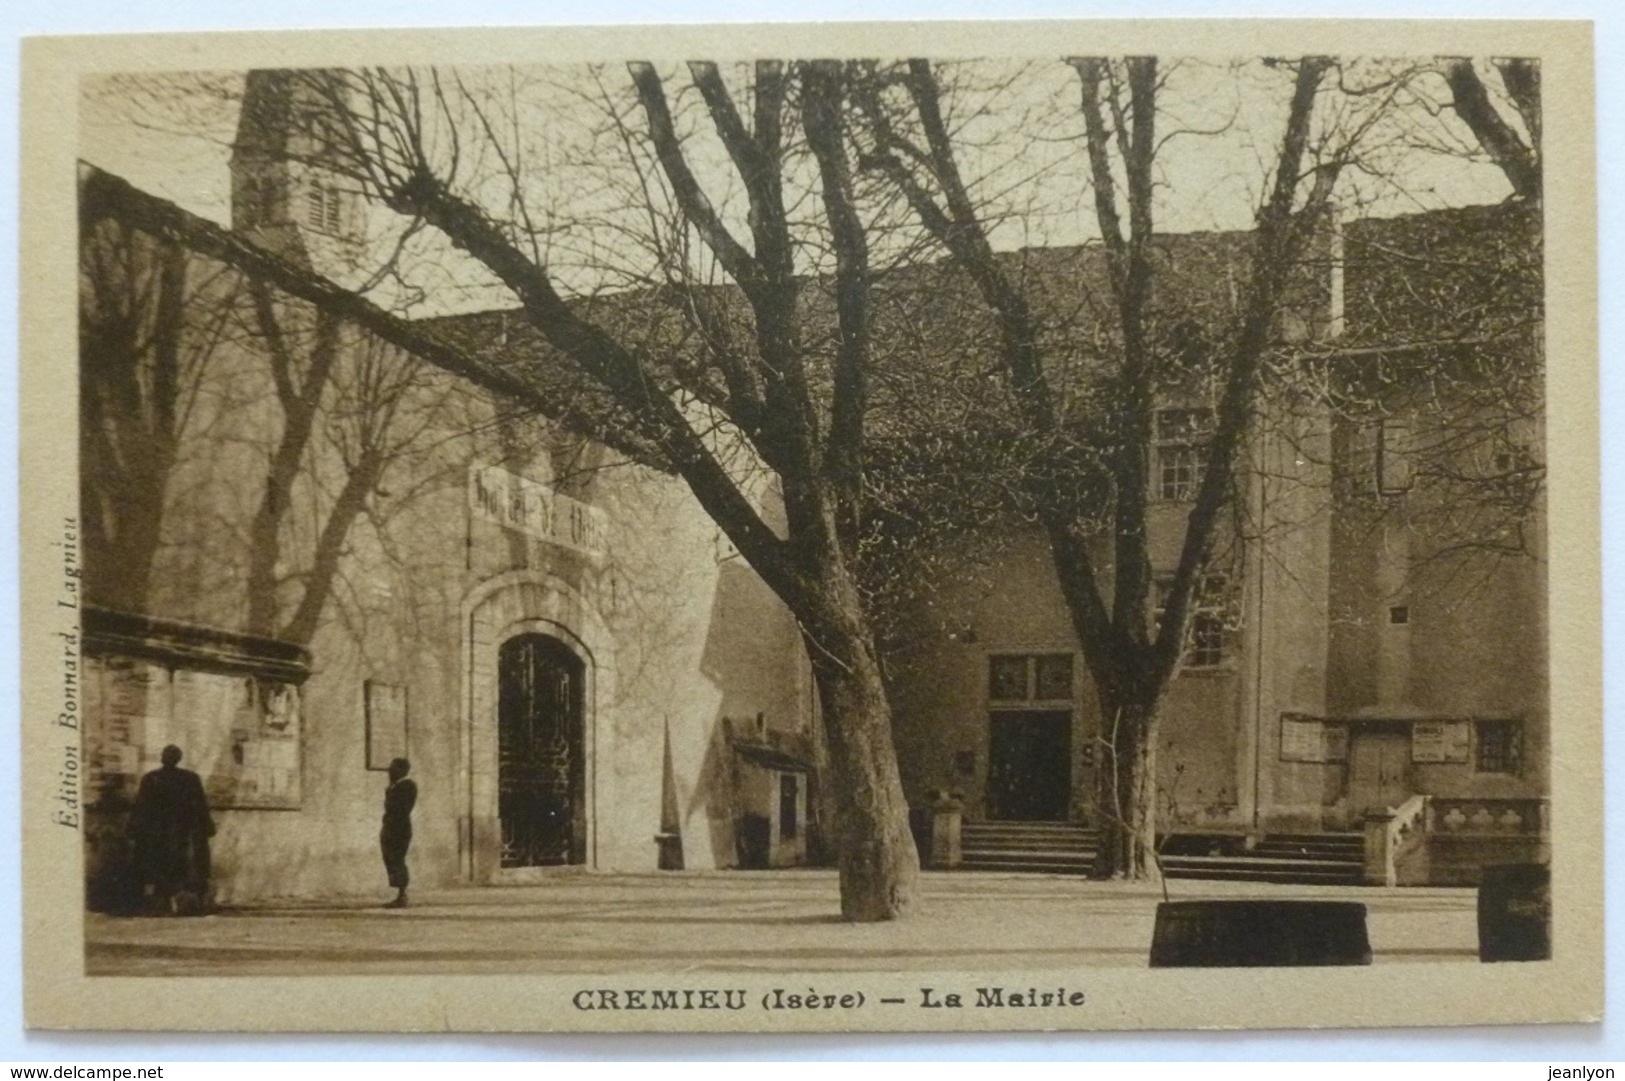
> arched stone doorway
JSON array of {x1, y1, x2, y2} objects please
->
[{"x1": 462, "y1": 572, "x2": 610, "y2": 882}]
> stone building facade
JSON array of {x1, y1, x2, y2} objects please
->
[
  {"x1": 77, "y1": 73, "x2": 1545, "y2": 905},
  {"x1": 884, "y1": 205, "x2": 1547, "y2": 860},
  {"x1": 79, "y1": 74, "x2": 817, "y2": 906}
]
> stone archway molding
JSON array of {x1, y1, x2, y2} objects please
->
[{"x1": 460, "y1": 570, "x2": 614, "y2": 883}]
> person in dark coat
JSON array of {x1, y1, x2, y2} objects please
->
[
  {"x1": 380, "y1": 757, "x2": 417, "y2": 908},
  {"x1": 128, "y1": 744, "x2": 215, "y2": 915}
]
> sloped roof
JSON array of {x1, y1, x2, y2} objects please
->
[
  {"x1": 79, "y1": 163, "x2": 671, "y2": 469},
  {"x1": 732, "y1": 741, "x2": 813, "y2": 773},
  {"x1": 1341, "y1": 203, "x2": 1542, "y2": 347},
  {"x1": 83, "y1": 160, "x2": 1538, "y2": 473}
]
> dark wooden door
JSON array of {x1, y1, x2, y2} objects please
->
[
  {"x1": 987, "y1": 710, "x2": 1073, "y2": 820},
  {"x1": 1348, "y1": 725, "x2": 1411, "y2": 815},
  {"x1": 497, "y1": 634, "x2": 586, "y2": 867}
]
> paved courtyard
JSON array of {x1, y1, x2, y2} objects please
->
[{"x1": 83, "y1": 871, "x2": 1483, "y2": 977}]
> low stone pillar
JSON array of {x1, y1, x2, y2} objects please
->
[
  {"x1": 654, "y1": 831, "x2": 684, "y2": 871},
  {"x1": 1363, "y1": 811, "x2": 1396, "y2": 887},
  {"x1": 930, "y1": 797, "x2": 963, "y2": 870}
]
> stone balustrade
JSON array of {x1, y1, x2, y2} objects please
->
[{"x1": 1365, "y1": 795, "x2": 1549, "y2": 887}]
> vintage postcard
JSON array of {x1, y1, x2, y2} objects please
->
[{"x1": 20, "y1": 18, "x2": 1601, "y2": 1033}]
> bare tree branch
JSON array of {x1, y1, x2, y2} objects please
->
[{"x1": 1442, "y1": 58, "x2": 1540, "y2": 203}]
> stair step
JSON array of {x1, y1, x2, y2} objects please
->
[
  {"x1": 1164, "y1": 866, "x2": 1364, "y2": 884},
  {"x1": 962, "y1": 848, "x2": 1095, "y2": 857},
  {"x1": 1265, "y1": 832, "x2": 1362, "y2": 841},
  {"x1": 1252, "y1": 846, "x2": 1363, "y2": 859},
  {"x1": 1262, "y1": 835, "x2": 1363, "y2": 848},
  {"x1": 962, "y1": 845, "x2": 1105, "y2": 858},
  {"x1": 1161, "y1": 855, "x2": 1361, "y2": 870},
  {"x1": 1159, "y1": 853, "x2": 1365, "y2": 886},
  {"x1": 963, "y1": 830, "x2": 1095, "y2": 845},
  {"x1": 950, "y1": 823, "x2": 1371, "y2": 884},
  {"x1": 963, "y1": 824, "x2": 1097, "y2": 835},
  {"x1": 962, "y1": 833, "x2": 1096, "y2": 843},
  {"x1": 959, "y1": 859, "x2": 1093, "y2": 875},
  {"x1": 958, "y1": 820, "x2": 1099, "y2": 876},
  {"x1": 961, "y1": 835, "x2": 1098, "y2": 846},
  {"x1": 960, "y1": 853, "x2": 1093, "y2": 859}
]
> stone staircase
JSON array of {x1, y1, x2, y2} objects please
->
[
  {"x1": 1158, "y1": 831, "x2": 1366, "y2": 886},
  {"x1": 953, "y1": 824, "x2": 1367, "y2": 884},
  {"x1": 959, "y1": 820, "x2": 1100, "y2": 876}
]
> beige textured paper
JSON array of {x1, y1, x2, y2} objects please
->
[{"x1": 21, "y1": 18, "x2": 1601, "y2": 1033}]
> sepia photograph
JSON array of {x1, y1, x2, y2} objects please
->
[{"x1": 17, "y1": 16, "x2": 1601, "y2": 1035}]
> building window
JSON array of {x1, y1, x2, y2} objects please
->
[
  {"x1": 304, "y1": 183, "x2": 344, "y2": 236},
  {"x1": 989, "y1": 653, "x2": 1075, "y2": 704},
  {"x1": 1156, "y1": 408, "x2": 1212, "y2": 501},
  {"x1": 779, "y1": 773, "x2": 799, "y2": 840},
  {"x1": 1475, "y1": 720, "x2": 1522, "y2": 775},
  {"x1": 1188, "y1": 609, "x2": 1226, "y2": 668},
  {"x1": 1034, "y1": 654, "x2": 1074, "y2": 700},
  {"x1": 1489, "y1": 439, "x2": 1543, "y2": 501},
  {"x1": 1156, "y1": 575, "x2": 1230, "y2": 669},
  {"x1": 1376, "y1": 418, "x2": 1413, "y2": 495}
]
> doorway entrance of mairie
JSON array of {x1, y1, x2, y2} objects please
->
[
  {"x1": 462, "y1": 573, "x2": 604, "y2": 883},
  {"x1": 497, "y1": 633, "x2": 586, "y2": 868}
]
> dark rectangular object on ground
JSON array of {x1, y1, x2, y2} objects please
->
[
  {"x1": 1478, "y1": 863, "x2": 1551, "y2": 962},
  {"x1": 1150, "y1": 900, "x2": 1372, "y2": 967}
]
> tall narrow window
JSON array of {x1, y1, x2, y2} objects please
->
[
  {"x1": 1156, "y1": 408, "x2": 1212, "y2": 501},
  {"x1": 323, "y1": 189, "x2": 342, "y2": 234},
  {"x1": 1156, "y1": 575, "x2": 1230, "y2": 669},
  {"x1": 779, "y1": 773, "x2": 799, "y2": 840},
  {"x1": 304, "y1": 183, "x2": 344, "y2": 236},
  {"x1": 1475, "y1": 719, "x2": 1522, "y2": 775},
  {"x1": 304, "y1": 187, "x2": 326, "y2": 232},
  {"x1": 1376, "y1": 418, "x2": 1413, "y2": 495}
]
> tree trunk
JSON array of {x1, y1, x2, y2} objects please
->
[
  {"x1": 802, "y1": 587, "x2": 920, "y2": 921},
  {"x1": 1094, "y1": 697, "x2": 1162, "y2": 881}
]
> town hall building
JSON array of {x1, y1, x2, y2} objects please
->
[{"x1": 77, "y1": 70, "x2": 1548, "y2": 907}]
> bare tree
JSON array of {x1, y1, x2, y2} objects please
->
[
  {"x1": 290, "y1": 61, "x2": 919, "y2": 920},
  {"x1": 857, "y1": 55, "x2": 1354, "y2": 878}
]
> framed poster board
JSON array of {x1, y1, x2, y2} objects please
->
[
  {"x1": 85, "y1": 655, "x2": 303, "y2": 810},
  {"x1": 1279, "y1": 714, "x2": 1348, "y2": 764},
  {"x1": 1280, "y1": 713, "x2": 1322, "y2": 762},
  {"x1": 1412, "y1": 720, "x2": 1471, "y2": 764}
]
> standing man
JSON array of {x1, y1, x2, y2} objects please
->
[
  {"x1": 128, "y1": 744, "x2": 215, "y2": 915},
  {"x1": 381, "y1": 757, "x2": 417, "y2": 909}
]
